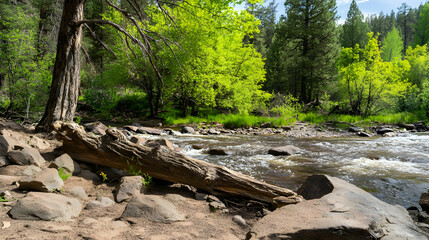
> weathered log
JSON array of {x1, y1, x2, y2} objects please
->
[{"x1": 53, "y1": 122, "x2": 301, "y2": 204}]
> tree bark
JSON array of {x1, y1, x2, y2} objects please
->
[
  {"x1": 53, "y1": 121, "x2": 302, "y2": 205},
  {"x1": 37, "y1": 0, "x2": 85, "y2": 132}
]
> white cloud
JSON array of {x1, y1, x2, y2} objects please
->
[{"x1": 357, "y1": 0, "x2": 370, "y2": 4}]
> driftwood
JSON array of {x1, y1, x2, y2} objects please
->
[{"x1": 53, "y1": 122, "x2": 301, "y2": 204}]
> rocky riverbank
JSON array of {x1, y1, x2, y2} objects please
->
[{"x1": 1, "y1": 118, "x2": 429, "y2": 239}]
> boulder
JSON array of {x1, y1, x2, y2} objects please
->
[
  {"x1": 121, "y1": 195, "x2": 185, "y2": 223},
  {"x1": 137, "y1": 127, "x2": 162, "y2": 135},
  {"x1": 145, "y1": 139, "x2": 175, "y2": 151},
  {"x1": 376, "y1": 127, "x2": 395, "y2": 134},
  {"x1": 281, "y1": 126, "x2": 292, "y2": 131},
  {"x1": 0, "y1": 155, "x2": 10, "y2": 167},
  {"x1": 123, "y1": 125, "x2": 138, "y2": 132},
  {"x1": 6, "y1": 146, "x2": 46, "y2": 167},
  {"x1": 414, "y1": 122, "x2": 428, "y2": 132},
  {"x1": 181, "y1": 126, "x2": 195, "y2": 134},
  {"x1": 268, "y1": 145, "x2": 301, "y2": 156},
  {"x1": 207, "y1": 149, "x2": 228, "y2": 156},
  {"x1": 192, "y1": 145, "x2": 204, "y2": 150},
  {"x1": 420, "y1": 191, "x2": 429, "y2": 213},
  {"x1": 115, "y1": 176, "x2": 145, "y2": 203},
  {"x1": 84, "y1": 122, "x2": 108, "y2": 135},
  {"x1": 27, "y1": 135, "x2": 51, "y2": 150},
  {"x1": 0, "y1": 175, "x2": 22, "y2": 187},
  {"x1": 8, "y1": 192, "x2": 81, "y2": 221},
  {"x1": 208, "y1": 128, "x2": 220, "y2": 135},
  {"x1": 0, "y1": 131, "x2": 19, "y2": 154},
  {"x1": 357, "y1": 132, "x2": 371, "y2": 137},
  {"x1": 247, "y1": 175, "x2": 426, "y2": 240},
  {"x1": 383, "y1": 132, "x2": 398, "y2": 137},
  {"x1": 49, "y1": 154, "x2": 81, "y2": 174},
  {"x1": 398, "y1": 123, "x2": 416, "y2": 130},
  {"x1": 348, "y1": 127, "x2": 364, "y2": 133},
  {"x1": 19, "y1": 168, "x2": 64, "y2": 192},
  {"x1": 260, "y1": 122, "x2": 271, "y2": 128},
  {"x1": 86, "y1": 196, "x2": 115, "y2": 209},
  {"x1": 22, "y1": 165, "x2": 42, "y2": 176}
]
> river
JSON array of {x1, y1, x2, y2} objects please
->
[{"x1": 142, "y1": 132, "x2": 429, "y2": 208}]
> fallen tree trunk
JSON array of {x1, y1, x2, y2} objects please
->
[{"x1": 53, "y1": 122, "x2": 301, "y2": 204}]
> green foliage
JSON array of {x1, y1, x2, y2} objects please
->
[
  {"x1": 340, "y1": 0, "x2": 370, "y2": 48},
  {"x1": 0, "y1": 2, "x2": 54, "y2": 117},
  {"x1": 337, "y1": 33, "x2": 410, "y2": 116},
  {"x1": 58, "y1": 168, "x2": 71, "y2": 181},
  {"x1": 413, "y1": 3, "x2": 429, "y2": 46},
  {"x1": 0, "y1": 196, "x2": 8, "y2": 202},
  {"x1": 381, "y1": 26, "x2": 403, "y2": 62}
]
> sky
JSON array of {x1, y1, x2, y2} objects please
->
[{"x1": 237, "y1": 0, "x2": 427, "y2": 24}]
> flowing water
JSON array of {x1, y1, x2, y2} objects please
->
[{"x1": 142, "y1": 132, "x2": 429, "y2": 208}]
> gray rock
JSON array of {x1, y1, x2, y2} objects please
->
[
  {"x1": 260, "y1": 122, "x2": 271, "y2": 128},
  {"x1": 383, "y1": 132, "x2": 398, "y2": 137},
  {"x1": 115, "y1": 176, "x2": 144, "y2": 203},
  {"x1": 232, "y1": 215, "x2": 246, "y2": 227},
  {"x1": 7, "y1": 146, "x2": 46, "y2": 167},
  {"x1": 27, "y1": 135, "x2": 51, "y2": 150},
  {"x1": 207, "y1": 149, "x2": 228, "y2": 156},
  {"x1": 49, "y1": 154, "x2": 81, "y2": 174},
  {"x1": 281, "y1": 126, "x2": 292, "y2": 131},
  {"x1": 86, "y1": 196, "x2": 115, "y2": 209},
  {"x1": 195, "y1": 192, "x2": 208, "y2": 200},
  {"x1": 181, "y1": 126, "x2": 195, "y2": 134},
  {"x1": 19, "y1": 168, "x2": 64, "y2": 192},
  {"x1": 247, "y1": 175, "x2": 427, "y2": 240},
  {"x1": 77, "y1": 170, "x2": 100, "y2": 182},
  {"x1": 348, "y1": 127, "x2": 364, "y2": 132},
  {"x1": 0, "y1": 132, "x2": 19, "y2": 154},
  {"x1": 22, "y1": 165, "x2": 42, "y2": 176},
  {"x1": 121, "y1": 195, "x2": 184, "y2": 223},
  {"x1": 268, "y1": 145, "x2": 301, "y2": 156},
  {"x1": 377, "y1": 127, "x2": 395, "y2": 134},
  {"x1": 420, "y1": 191, "x2": 429, "y2": 213},
  {"x1": 209, "y1": 201, "x2": 227, "y2": 212},
  {"x1": 9, "y1": 192, "x2": 81, "y2": 221},
  {"x1": 69, "y1": 186, "x2": 87, "y2": 199},
  {"x1": 398, "y1": 123, "x2": 416, "y2": 130},
  {"x1": 357, "y1": 132, "x2": 371, "y2": 137},
  {"x1": 137, "y1": 127, "x2": 162, "y2": 135},
  {"x1": 208, "y1": 128, "x2": 220, "y2": 135}
]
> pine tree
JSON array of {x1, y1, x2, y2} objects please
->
[
  {"x1": 340, "y1": 0, "x2": 369, "y2": 48},
  {"x1": 381, "y1": 26, "x2": 403, "y2": 62},
  {"x1": 413, "y1": 3, "x2": 429, "y2": 46},
  {"x1": 397, "y1": 3, "x2": 417, "y2": 55},
  {"x1": 268, "y1": 0, "x2": 339, "y2": 103}
]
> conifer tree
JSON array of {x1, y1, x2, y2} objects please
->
[
  {"x1": 413, "y1": 3, "x2": 429, "y2": 46},
  {"x1": 340, "y1": 0, "x2": 369, "y2": 48},
  {"x1": 381, "y1": 26, "x2": 403, "y2": 62}
]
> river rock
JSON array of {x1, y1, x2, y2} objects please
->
[
  {"x1": 268, "y1": 145, "x2": 301, "y2": 156},
  {"x1": 115, "y1": 176, "x2": 145, "y2": 203},
  {"x1": 19, "y1": 168, "x2": 64, "y2": 192},
  {"x1": 124, "y1": 125, "x2": 138, "y2": 132},
  {"x1": 181, "y1": 126, "x2": 195, "y2": 134},
  {"x1": 383, "y1": 132, "x2": 398, "y2": 137},
  {"x1": 7, "y1": 146, "x2": 46, "y2": 167},
  {"x1": 247, "y1": 175, "x2": 427, "y2": 240},
  {"x1": 348, "y1": 127, "x2": 364, "y2": 133},
  {"x1": 420, "y1": 191, "x2": 429, "y2": 213},
  {"x1": 260, "y1": 122, "x2": 271, "y2": 128},
  {"x1": 376, "y1": 127, "x2": 395, "y2": 134},
  {"x1": 145, "y1": 139, "x2": 175, "y2": 151},
  {"x1": 0, "y1": 155, "x2": 10, "y2": 167},
  {"x1": 208, "y1": 128, "x2": 220, "y2": 135},
  {"x1": 207, "y1": 149, "x2": 228, "y2": 155},
  {"x1": 84, "y1": 122, "x2": 108, "y2": 135},
  {"x1": 121, "y1": 195, "x2": 184, "y2": 223},
  {"x1": 137, "y1": 127, "x2": 162, "y2": 135},
  {"x1": 9, "y1": 192, "x2": 81, "y2": 221},
  {"x1": 49, "y1": 154, "x2": 81, "y2": 174},
  {"x1": 414, "y1": 122, "x2": 428, "y2": 132},
  {"x1": 398, "y1": 123, "x2": 416, "y2": 130},
  {"x1": 357, "y1": 132, "x2": 371, "y2": 137}
]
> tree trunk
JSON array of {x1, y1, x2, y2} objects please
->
[
  {"x1": 37, "y1": 0, "x2": 85, "y2": 132},
  {"x1": 53, "y1": 121, "x2": 302, "y2": 205}
]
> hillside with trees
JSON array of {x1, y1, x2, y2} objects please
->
[{"x1": 1, "y1": 0, "x2": 429, "y2": 128}]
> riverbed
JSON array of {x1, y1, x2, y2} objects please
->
[{"x1": 142, "y1": 132, "x2": 429, "y2": 208}]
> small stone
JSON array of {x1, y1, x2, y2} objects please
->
[
  {"x1": 2, "y1": 221, "x2": 11, "y2": 229},
  {"x1": 209, "y1": 201, "x2": 226, "y2": 212},
  {"x1": 192, "y1": 145, "x2": 204, "y2": 150},
  {"x1": 0, "y1": 156, "x2": 9, "y2": 167},
  {"x1": 268, "y1": 145, "x2": 301, "y2": 156},
  {"x1": 232, "y1": 215, "x2": 246, "y2": 227},
  {"x1": 49, "y1": 154, "x2": 81, "y2": 174},
  {"x1": 195, "y1": 193, "x2": 208, "y2": 200},
  {"x1": 77, "y1": 170, "x2": 100, "y2": 182},
  {"x1": 69, "y1": 186, "x2": 87, "y2": 199},
  {"x1": 207, "y1": 149, "x2": 228, "y2": 155},
  {"x1": 115, "y1": 176, "x2": 144, "y2": 203},
  {"x1": 86, "y1": 196, "x2": 115, "y2": 209}
]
